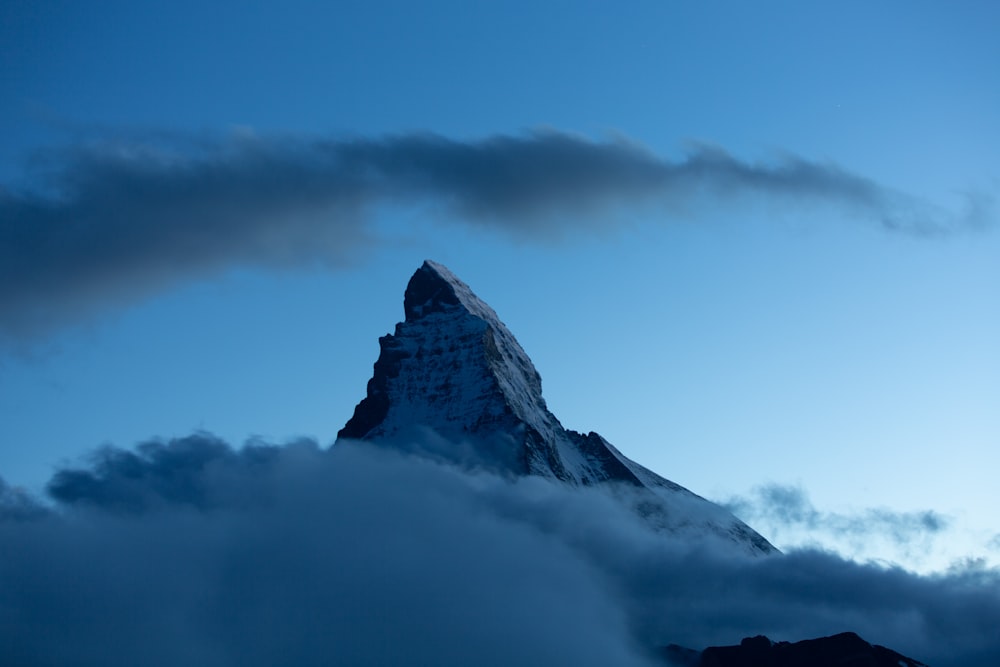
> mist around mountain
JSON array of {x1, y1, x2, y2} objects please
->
[
  {"x1": 4, "y1": 434, "x2": 1000, "y2": 666},
  {"x1": 2, "y1": 262, "x2": 999, "y2": 666}
]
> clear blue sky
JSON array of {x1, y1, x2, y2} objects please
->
[{"x1": 1, "y1": 0, "x2": 998, "y2": 571}]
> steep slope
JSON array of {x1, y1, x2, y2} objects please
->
[{"x1": 338, "y1": 260, "x2": 776, "y2": 555}]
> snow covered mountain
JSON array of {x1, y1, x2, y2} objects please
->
[{"x1": 338, "y1": 260, "x2": 776, "y2": 556}]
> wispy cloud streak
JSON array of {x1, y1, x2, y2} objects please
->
[
  {"x1": 0, "y1": 129, "x2": 987, "y2": 340},
  {"x1": 724, "y1": 483, "x2": 952, "y2": 560}
]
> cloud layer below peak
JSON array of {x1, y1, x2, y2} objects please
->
[{"x1": 2, "y1": 434, "x2": 999, "y2": 666}]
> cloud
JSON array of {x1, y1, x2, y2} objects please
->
[
  {"x1": 45, "y1": 432, "x2": 292, "y2": 513},
  {"x1": 0, "y1": 477, "x2": 48, "y2": 521},
  {"x1": 2, "y1": 435, "x2": 999, "y2": 666},
  {"x1": 1, "y1": 129, "x2": 988, "y2": 342},
  {"x1": 723, "y1": 483, "x2": 952, "y2": 563},
  {"x1": 5, "y1": 436, "x2": 651, "y2": 667}
]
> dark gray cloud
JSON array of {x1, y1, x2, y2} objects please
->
[
  {"x1": 45, "y1": 432, "x2": 293, "y2": 513},
  {"x1": 724, "y1": 483, "x2": 951, "y2": 555},
  {"x1": 1, "y1": 435, "x2": 998, "y2": 666},
  {"x1": 1, "y1": 129, "x2": 986, "y2": 342},
  {"x1": 6, "y1": 436, "x2": 650, "y2": 667}
]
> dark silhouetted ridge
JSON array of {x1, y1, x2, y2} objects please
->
[{"x1": 696, "y1": 632, "x2": 928, "y2": 667}]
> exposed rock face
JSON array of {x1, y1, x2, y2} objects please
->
[
  {"x1": 697, "y1": 632, "x2": 928, "y2": 667},
  {"x1": 339, "y1": 260, "x2": 776, "y2": 555}
]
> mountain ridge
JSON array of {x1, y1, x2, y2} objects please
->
[{"x1": 662, "y1": 631, "x2": 929, "y2": 667}]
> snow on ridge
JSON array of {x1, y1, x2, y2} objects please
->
[
  {"x1": 409, "y1": 260, "x2": 552, "y2": 434},
  {"x1": 340, "y1": 260, "x2": 779, "y2": 556}
]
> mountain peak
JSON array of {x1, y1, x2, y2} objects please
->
[
  {"x1": 404, "y1": 260, "x2": 488, "y2": 322},
  {"x1": 338, "y1": 261, "x2": 777, "y2": 556},
  {"x1": 340, "y1": 259, "x2": 548, "y2": 447}
]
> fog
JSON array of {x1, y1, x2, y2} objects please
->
[{"x1": 2, "y1": 433, "x2": 998, "y2": 666}]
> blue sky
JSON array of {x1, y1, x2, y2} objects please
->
[{"x1": 2, "y1": 0, "x2": 999, "y2": 573}]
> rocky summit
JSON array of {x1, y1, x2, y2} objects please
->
[{"x1": 339, "y1": 260, "x2": 776, "y2": 556}]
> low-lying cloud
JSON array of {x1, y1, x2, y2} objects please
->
[
  {"x1": 0, "y1": 476, "x2": 47, "y2": 521},
  {"x1": 2, "y1": 434, "x2": 999, "y2": 666},
  {"x1": 1, "y1": 129, "x2": 988, "y2": 341}
]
